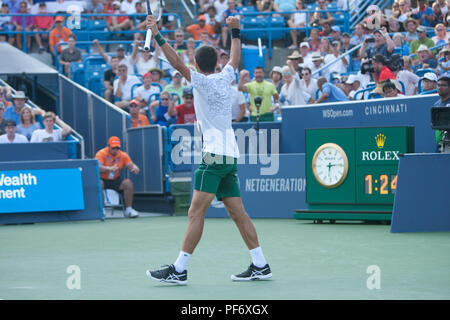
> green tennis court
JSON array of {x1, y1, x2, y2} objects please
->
[{"x1": 1, "y1": 216, "x2": 449, "y2": 300}]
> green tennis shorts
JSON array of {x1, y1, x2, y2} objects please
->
[{"x1": 194, "y1": 152, "x2": 241, "y2": 200}]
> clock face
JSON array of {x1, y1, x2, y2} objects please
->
[{"x1": 312, "y1": 143, "x2": 349, "y2": 188}]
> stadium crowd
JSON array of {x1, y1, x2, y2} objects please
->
[{"x1": 1, "y1": 0, "x2": 450, "y2": 128}]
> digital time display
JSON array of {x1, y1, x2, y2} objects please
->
[{"x1": 364, "y1": 174, "x2": 397, "y2": 195}]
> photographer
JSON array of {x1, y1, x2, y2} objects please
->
[
  {"x1": 359, "y1": 27, "x2": 395, "y2": 60},
  {"x1": 372, "y1": 54, "x2": 396, "y2": 95}
]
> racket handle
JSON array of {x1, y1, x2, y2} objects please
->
[{"x1": 144, "y1": 29, "x2": 153, "y2": 51}]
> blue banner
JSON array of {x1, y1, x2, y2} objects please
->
[{"x1": 0, "y1": 168, "x2": 85, "y2": 214}]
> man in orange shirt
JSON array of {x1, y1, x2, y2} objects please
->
[
  {"x1": 95, "y1": 136, "x2": 140, "y2": 218},
  {"x1": 129, "y1": 99, "x2": 149, "y2": 128},
  {"x1": 49, "y1": 16, "x2": 72, "y2": 59},
  {"x1": 185, "y1": 15, "x2": 214, "y2": 41}
]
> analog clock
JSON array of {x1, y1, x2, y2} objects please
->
[{"x1": 312, "y1": 143, "x2": 349, "y2": 188}]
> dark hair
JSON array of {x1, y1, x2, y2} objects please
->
[
  {"x1": 68, "y1": 34, "x2": 76, "y2": 41},
  {"x1": 373, "y1": 54, "x2": 387, "y2": 65},
  {"x1": 254, "y1": 66, "x2": 265, "y2": 72},
  {"x1": 382, "y1": 80, "x2": 397, "y2": 93},
  {"x1": 195, "y1": 46, "x2": 218, "y2": 73}
]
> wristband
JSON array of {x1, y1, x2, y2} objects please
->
[
  {"x1": 155, "y1": 32, "x2": 166, "y2": 47},
  {"x1": 231, "y1": 28, "x2": 241, "y2": 39}
]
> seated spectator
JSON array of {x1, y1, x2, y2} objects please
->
[
  {"x1": 129, "y1": 99, "x2": 149, "y2": 128},
  {"x1": 287, "y1": 0, "x2": 307, "y2": 49},
  {"x1": 412, "y1": 0, "x2": 434, "y2": 27},
  {"x1": 298, "y1": 42, "x2": 312, "y2": 68},
  {"x1": 280, "y1": 61, "x2": 313, "y2": 107},
  {"x1": 392, "y1": 32, "x2": 410, "y2": 56},
  {"x1": 120, "y1": 0, "x2": 137, "y2": 15},
  {"x1": 214, "y1": 0, "x2": 228, "y2": 19},
  {"x1": 238, "y1": 66, "x2": 280, "y2": 122},
  {"x1": 11, "y1": 1, "x2": 34, "y2": 51},
  {"x1": 96, "y1": 136, "x2": 140, "y2": 218},
  {"x1": 270, "y1": 66, "x2": 284, "y2": 94},
  {"x1": 131, "y1": 39, "x2": 159, "y2": 75},
  {"x1": 94, "y1": 41, "x2": 134, "y2": 75},
  {"x1": 217, "y1": 49, "x2": 230, "y2": 69},
  {"x1": 205, "y1": 5, "x2": 221, "y2": 31},
  {"x1": 0, "y1": 86, "x2": 12, "y2": 108},
  {"x1": 421, "y1": 72, "x2": 438, "y2": 93},
  {"x1": 319, "y1": 21, "x2": 332, "y2": 37},
  {"x1": 33, "y1": 2, "x2": 53, "y2": 53},
  {"x1": 396, "y1": 56, "x2": 420, "y2": 95},
  {"x1": 169, "y1": 87, "x2": 197, "y2": 124},
  {"x1": 49, "y1": 16, "x2": 72, "y2": 60},
  {"x1": 149, "y1": 67, "x2": 167, "y2": 88},
  {"x1": 309, "y1": 53, "x2": 327, "y2": 80},
  {"x1": 345, "y1": 74, "x2": 362, "y2": 100},
  {"x1": 307, "y1": 29, "x2": 321, "y2": 53},
  {"x1": 273, "y1": 0, "x2": 296, "y2": 14},
  {"x1": 432, "y1": 23, "x2": 449, "y2": 46},
  {"x1": 134, "y1": 1, "x2": 148, "y2": 31},
  {"x1": 437, "y1": 0, "x2": 450, "y2": 15},
  {"x1": 431, "y1": 1, "x2": 444, "y2": 27},
  {"x1": 315, "y1": 77, "x2": 349, "y2": 103},
  {"x1": 0, "y1": 102, "x2": 7, "y2": 135},
  {"x1": 438, "y1": 48, "x2": 450, "y2": 76},
  {"x1": 59, "y1": 34, "x2": 82, "y2": 77},
  {"x1": 256, "y1": 0, "x2": 274, "y2": 13},
  {"x1": 388, "y1": 1, "x2": 402, "y2": 32},
  {"x1": 350, "y1": 23, "x2": 367, "y2": 46},
  {"x1": 16, "y1": 106, "x2": 41, "y2": 141},
  {"x1": 134, "y1": 72, "x2": 161, "y2": 107},
  {"x1": 221, "y1": 0, "x2": 240, "y2": 48},
  {"x1": 113, "y1": 64, "x2": 141, "y2": 109},
  {"x1": 0, "y1": 3, "x2": 16, "y2": 46},
  {"x1": 149, "y1": 91, "x2": 177, "y2": 126},
  {"x1": 313, "y1": 0, "x2": 335, "y2": 27},
  {"x1": 30, "y1": 111, "x2": 72, "y2": 142},
  {"x1": 164, "y1": 70, "x2": 186, "y2": 104},
  {"x1": 0, "y1": 120, "x2": 28, "y2": 143},
  {"x1": 396, "y1": 0, "x2": 415, "y2": 30},
  {"x1": 86, "y1": 0, "x2": 104, "y2": 15},
  {"x1": 319, "y1": 37, "x2": 332, "y2": 58},
  {"x1": 410, "y1": 26, "x2": 436, "y2": 56},
  {"x1": 3, "y1": 91, "x2": 28, "y2": 124},
  {"x1": 330, "y1": 26, "x2": 342, "y2": 43},
  {"x1": 382, "y1": 80, "x2": 404, "y2": 97},
  {"x1": 403, "y1": 18, "x2": 419, "y2": 43},
  {"x1": 186, "y1": 15, "x2": 214, "y2": 41},
  {"x1": 229, "y1": 79, "x2": 247, "y2": 122},
  {"x1": 104, "y1": 56, "x2": 119, "y2": 102},
  {"x1": 360, "y1": 27, "x2": 395, "y2": 60},
  {"x1": 173, "y1": 29, "x2": 187, "y2": 55},
  {"x1": 413, "y1": 45, "x2": 438, "y2": 73},
  {"x1": 325, "y1": 41, "x2": 349, "y2": 75},
  {"x1": 199, "y1": 30, "x2": 213, "y2": 47},
  {"x1": 300, "y1": 67, "x2": 318, "y2": 98},
  {"x1": 108, "y1": 1, "x2": 133, "y2": 32}
]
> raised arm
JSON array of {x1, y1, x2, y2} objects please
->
[
  {"x1": 146, "y1": 16, "x2": 191, "y2": 82},
  {"x1": 225, "y1": 16, "x2": 241, "y2": 71}
]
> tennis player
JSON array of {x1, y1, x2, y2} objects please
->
[{"x1": 145, "y1": 15, "x2": 272, "y2": 285}]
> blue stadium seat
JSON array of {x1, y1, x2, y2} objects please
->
[
  {"x1": 70, "y1": 62, "x2": 85, "y2": 85},
  {"x1": 83, "y1": 55, "x2": 107, "y2": 68},
  {"x1": 88, "y1": 19, "x2": 107, "y2": 30},
  {"x1": 266, "y1": 16, "x2": 286, "y2": 41},
  {"x1": 242, "y1": 17, "x2": 267, "y2": 41},
  {"x1": 237, "y1": 6, "x2": 257, "y2": 13}
]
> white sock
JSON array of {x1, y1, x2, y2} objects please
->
[
  {"x1": 126, "y1": 207, "x2": 132, "y2": 213},
  {"x1": 250, "y1": 247, "x2": 267, "y2": 268},
  {"x1": 173, "y1": 251, "x2": 191, "y2": 273}
]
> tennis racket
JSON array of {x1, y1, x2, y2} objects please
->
[{"x1": 144, "y1": 0, "x2": 164, "y2": 51}]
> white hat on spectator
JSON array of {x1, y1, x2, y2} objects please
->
[
  {"x1": 422, "y1": 72, "x2": 438, "y2": 82},
  {"x1": 299, "y1": 42, "x2": 310, "y2": 49},
  {"x1": 311, "y1": 54, "x2": 323, "y2": 61},
  {"x1": 417, "y1": 44, "x2": 430, "y2": 52},
  {"x1": 345, "y1": 74, "x2": 360, "y2": 85},
  {"x1": 270, "y1": 66, "x2": 283, "y2": 78},
  {"x1": 112, "y1": 1, "x2": 121, "y2": 7},
  {"x1": 11, "y1": 91, "x2": 28, "y2": 100}
]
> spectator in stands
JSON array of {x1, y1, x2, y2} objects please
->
[
  {"x1": 315, "y1": 77, "x2": 349, "y2": 104},
  {"x1": 133, "y1": 72, "x2": 160, "y2": 108},
  {"x1": 186, "y1": 15, "x2": 215, "y2": 41},
  {"x1": 0, "y1": 102, "x2": 6, "y2": 135},
  {"x1": 173, "y1": 29, "x2": 187, "y2": 55},
  {"x1": 413, "y1": 45, "x2": 438, "y2": 73},
  {"x1": 165, "y1": 70, "x2": 186, "y2": 104},
  {"x1": 382, "y1": 80, "x2": 403, "y2": 97},
  {"x1": 430, "y1": 2, "x2": 444, "y2": 27},
  {"x1": 33, "y1": 2, "x2": 53, "y2": 53},
  {"x1": 104, "y1": 56, "x2": 119, "y2": 103},
  {"x1": 108, "y1": 1, "x2": 133, "y2": 32},
  {"x1": 218, "y1": 49, "x2": 230, "y2": 69},
  {"x1": 0, "y1": 86, "x2": 12, "y2": 108},
  {"x1": 86, "y1": 0, "x2": 104, "y2": 15},
  {"x1": 131, "y1": 39, "x2": 159, "y2": 75},
  {"x1": 273, "y1": 0, "x2": 296, "y2": 15},
  {"x1": 30, "y1": 111, "x2": 72, "y2": 142},
  {"x1": 360, "y1": 27, "x2": 395, "y2": 60},
  {"x1": 229, "y1": 79, "x2": 247, "y2": 122},
  {"x1": 49, "y1": 16, "x2": 72, "y2": 60},
  {"x1": 59, "y1": 34, "x2": 82, "y2": 77},
  {"x1": 313, "y1": 0, "x2": 334, "y2": 27},
  {"x1": 149, "y1": 67, "x2": 167, "y2": 88},
  {"x1": 410, "y1": 26, "x2": 436, "y2": 55},
  {"x1": 16, "y1": 106, "x2": 41, "y2": 141},
  {"x1": 113, "y1": 64, "x2": 141, "y2": 109},
  {"x1": 287, "y1": 0, "x2": 307, "y2": 49},
  {"x1": 432, "y1": 23, "x2": 449, "y2": 46},
  {"x1": 330, "y1": 26, "x2": 342, "y2": 43},
  {"x1": 307, "y1": 28, "x2": 321, "y2": 53},
  {"x1": 438, "y1": 48, "x2": 450, "y2": 76},
  {"x1": 309, "y1": 53, "x2": 326, "y2": 79},
  {"x1": 434, "y1": 75, "x2": 450, "y2": 107},
  {"x1": 11, "y1": 1, "x2": 34, "y2": 51},
  {"x1": 421, "y1": 72, "x2": 438, "y2": 93},
  {"x1": 94, "y1": 40, "x2": 134, "y2": 74},
  {"x1": 205, "y1": 5, "x2": 221, "y2": 31},
  {"x1": 325, "y1": 41, "x2": 349, "y2": 75},
  {"x1": 412, "y1": 0, "x2": 434, "y2": 27},
  {"x1": 319, "y1": 21, "x2": 332, "y2": 37},
  {"x1": 221, "y1": 0, "x2": 240, "y2": 49},
  {"x1": 256, "y1": 0, "x2": 273, "y2": 13},
  {"x1": 214, "y1": 0, "x2": 228, "y2": 19},
  {"x1": 300, "y1": 67, "x2": 318, "y2": 97},
  {"x1": 183, "y1": 48, "x2": 197, "y2": 71},
  {"x1": 0, "y1": 120, "x2": 28, "y2": 143},
  {"x1": 319, "y1": 37, "x2": 332, "y2": 58},
  {"x1": 403, "y1": 18, "x2": 419, "y2": 43},
  {"x1": 297, "y1": 42, "x2": 312, "y2": 68},
  {"x1": 345, "y1": 74, "x2": 362, "y2": 100},
  {"x1": 121, "y1": 0, "x2": 137, "y2": 14},
  {"x1": 371, "y1": 54, "x2": 396, "y2": 95},
  {"x1": 269, "y1": 66, "x2": 284, "y2": 94},
  {"x1": 199, "y1": 30, "x2": 213, "y2": 47},
  {"x1": 2, "y1": 0, "x2": 20, "y2": 14},
  {"x1": 280, "y1": 60, "x2": 313, "y2": 107},
  {"x1": 238, "y1": 66, "x2": 280, "y2": 122},
  {"x1": 392, "y1": 32, "x2": 410, "y2": 56},
  {"x1": 3, "y1": 91, "x2": 27, "y2": 124},
  {"x1": 350, "y1": 23, "x2": 367, "y2": 46},
  {"x1": 134, "y1": 1, "x2": 148, "y2": 31},
  {"x1": 96, "y1": 136, "x2": 140, "y2": 218},
  {"x1": 169, "y1": 87, "x2": 197, "y2": 124},
  {"x1": 388, "y1": 1, "x2": 402, "y2": 32},
  {"x1": 0, "y1": 4, "x2": 16, "y2": 46},
  {"x1": 149, "y1": 91, "x2": 177, "y2": 126},
  {"x1": 396, "y1": 56, "x2": 420, "y2": 96},
  {"x1": 129, "y1": 99, "x2": 150, "y2": 128}
]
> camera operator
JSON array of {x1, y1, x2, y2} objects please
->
[
  {"x1": 433, "y1": 75, "x2": 450, "y2": 148},
  {"x1": 372, "y1": 54, "x2": 397, "y2": 95},
  {"x1": 359, "y1": 27, "x2": 395, "y2": 60}
]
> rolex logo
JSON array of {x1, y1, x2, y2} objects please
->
[{"x1": 375, "y1": 134, "x2": 386, "y2": 149}]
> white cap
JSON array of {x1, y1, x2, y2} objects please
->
[
  {"x1": 345, "y1": 74, "x2": 360, "y2": 84},
  {"x1": 417, "y1": 44, "x2": 430, "y2": 52},
  {"x1": 423, "y1": 72, "x2": 438, "y2": 82},
  {"x1": 300, "y1": 42, "x2": 310, "y2": 49},
  {"x1": 112, "y1": 1, "x2": 121, "y2": 6}
]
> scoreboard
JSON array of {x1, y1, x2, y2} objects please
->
[{"x1": 294, "y1": 127, "x2": 414, "y2": 222}]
